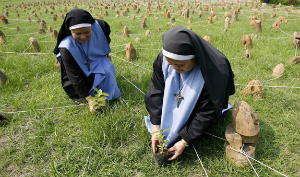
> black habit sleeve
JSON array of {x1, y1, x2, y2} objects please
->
[
  {"x1": 144, "y1": 52, "x2": 165, "y2": 125},
  {"x1": 145, "y1": 52, "x2": 217, "y2": 144},
  {"x1": 59, "y1": 20, "x2": 111, "y2": 98},
  {"x1": 60, "y1": 48, "x2": 92, "y2": 98},
  {"x1": 178, "y1": 85, "x2": 217, "y2": 145}
]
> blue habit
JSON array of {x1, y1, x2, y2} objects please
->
[{"x1": 57, "y1": 20, "x2": 120, "y2": 100}]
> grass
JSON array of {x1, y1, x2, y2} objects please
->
[{"x1": 0, "y1": 0, "x2": 300, "y2": 176}]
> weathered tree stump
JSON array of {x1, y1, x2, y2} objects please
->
[
  {"x1": 141, "y1": 20, "x2": 147, "y2": 28},
  {"x1": 0, "y1": 70, "x2": 7, "y2": 86},
  {"x1": 270, "y1": 12, "x2": 276, "y2": 18},
  {"x1": 47, "y1": 26, "x2": 52, "y2": 32},
  {"x1": 122, "y1": 26, "x2": 129, "y2": 37},
  {"x1": 225, "y1": 141, "x2": 256, "y2": 167},
  {"x1": 203, "y1": 35, "x2": 211, "y2": 43},
  {"x1": 225, "y1": 17, "x2": 230, "y2": 29},
  {"x1": 276, "y1": 16, "x2": 285, "y2": 24},
  {"x1": 225, "y1": 123, "x2": 243, "y2": 150},
  {"x1": 272, "y1": 63, "x2": 284, "y2": 78},
  {"x1": 207, "y1": 16, "x2": 212, "y2": 23},
  {"x1": 232, "y1": 101, "x2": 260, "y2": 136},
  {"x1": 287, "y1": 56, "x2": 300, "y2": 63},
  {"x1": 29, "y1": 37, "x2": 40, "y2": 52},
  {"x1": 240, "y1": 35, "x2": 252, "y2": 47},
  {"x1": 125, "y1": 42, "x2": 136, "y2": 61},
  {"x1": 242, "y1": 80, "x2": 264, "y2": 99},
  {"x1": 245, "y1": 49, "x2": 252, "y2": 59},
  {"x1": 145, "y1": 30, "x2": 151, "y2": 36},
  {"x1": 272, "y1": 21, "x2": 280, "y2": 29},
  {"x1": 51, "y1": 30, "x2": 58, "y2": 39},
  {"x1": 38, "y1": 28, "x2": 46, "y2": 34},
  {"x1": 135, "y1": 37, "x2": 140, "y2": 43},
  {"x1": 0, "y1": 30, "x2": 5, "y2": 45},
  {"x1": 16, "y1": 26, "x2": 20, "y2": 31},
  {"x1": 170, "y1": 16, "x2": 175, "y2": 22},
  {"x1": 292, "y1": 32, "x2": 300, "y2": 48},
  {"x1": 155, "y1": 26, "x2": 161, "y2": 32},
  {"x1": 254, "y1": 20, "x2": 261, "y2": 32}
]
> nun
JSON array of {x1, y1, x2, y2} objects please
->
[
  {"x1": 53, "y1": 9, "x2": 120, "y2": 113},
  {"x1": 144, "y1": 26, "x2": 235, "y2": 161}
]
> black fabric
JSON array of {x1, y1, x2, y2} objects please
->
[
  {"x1": 60, "y1": 48, "x2": 95, "y2": 98},
  {"x1": 145, "y1": 55, "x2": 217, "y2": 145},
  {"x1": 161, "y1": 26, "x2": 235, "y2": 124},
  {"x1": 58, "y1": 19, "x2": 111, "y2": 99},
  {"x1": 162, "y1": 29, "x2": 194, "y2": 55},
  {"x1": 145, "y1": 26, "x2": 235, "y2": 144},
  {"x1": 53, "y1": 9, "x2": 95, "y2": 54}
]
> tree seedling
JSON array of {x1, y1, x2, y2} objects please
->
[{"x1": 88, "y1": 87, "x2": 109, "y2": 110}]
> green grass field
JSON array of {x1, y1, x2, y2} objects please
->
[{"x1": 0, "y1": 0, "x2": 299, "y2": 176}]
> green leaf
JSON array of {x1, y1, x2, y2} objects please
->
[{"x1": 90, "y1": 102, "x2": 97, "y2": 107}]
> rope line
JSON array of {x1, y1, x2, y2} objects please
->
[
  {"x1": 277, "y1": 26, "x2": 291, "y2": 36},
  {"x1": 110, "y1": 53, "x2": 152, "y2": 72},
  {"x1": 2, "y1": 104, "x2": 86, "y2": 114},
  {"x1": 235, "y1": 84, "x2": 300, "y2": 89},
  {"x1": 115, "y1": 69, "x2": 146, "y2": 95},
  {"x1": 229, "y1": 146, "x2": 288, "y2": 177},
  {"x1": 241, "y1": 144, "x2": 260, "y2": 177},
  {"x1": 193, "y1": 145, "x2": 209, "y2": 177},
  {"x1": 0, "y1": 51, "x2": 52, "y2": 54}
]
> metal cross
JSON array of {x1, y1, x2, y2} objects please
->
[
  {"x1": 174, "y1": 91, "x2": 184, "y2": 108},
  {"x1": 85, "y1": 61, "x2": 91, "y2": 71}
]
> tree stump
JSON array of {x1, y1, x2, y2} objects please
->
[
  {"x1": 232, "y1": 101, "x2": 260, "y2": 136},
  {"x1": 272, "y1": 21, "x2": 280, "y2": 29},
  {"x1": 135, "y1": 37, "x2": 140, "y2": 43},
  {"x1": 38, "y1": 28, "x2": 46, "y2": 34},
  {"x1": 287, "y1": 56, "x2": 300, "y2": 63},
  {"x1": 292, "y1": 32, "x2": 300, "y2": 48},
  {"x1": 254, "y1": 20, "x2": 261, "y2": 32},
  {"x1": 0, "y1": 30, "x2": 5, "y2": 45},
  {"x1": 40, "y1": 20, "x2": 46, "y2": 29},
  {"x1": 166, "y1": 11, "x2": 170, "y2": 18},
  {"x1": 225, "y1": 123, "x2": 243, "y2": 150},
  {"x1": 225, "y1": 142, "x2": 256, "y2": 167},
  {"x1": 155, "y1": 26, "x2": 161, "y2": 32},
  {"x1": 51, "y1": 30, "x2": 58, "y2": 39},
  {"x1": 29, "y1": 37, "x2": 40, "y2": 52},
  {"x1": 276, "y1": 16, "x2": 285, "y2": 24},
  {"x1": 242, "y1": 80, "x2": 264, "y2": 99},
  {"x1": 0, "y1": 70, "x2": 7, "y2": 86},
  {"x1": 203, "y1": 35, "x2": 211, "y2": 43},
  {"x1": 207, "y1": 16, "x2": 212, "y2": 24},
  {"x1": 122, "y1": 26, "x2": 129, "y2": 37},
  {"x1": 145, "y1": 30, "x2": 151, "y2": 36},
  {"x1": 225, "y1": 17, "x2": 230, "y2": 29},
  {"x1": 240, "y1": 35, "x2": 252, "y2": 47},
  {"x1": 245, "y1": 49, "x2": 252, "y2": 59},
  {"x1": 125, "y1": 42, "x2": 136, "y2": 61},
  {"x1": 272, "y1": 63, "x2": 284, "y2": 78},
  {"x1": 170, "y1": 16, "x2": 175, "y2": 22},
  {"x1": 270, "y1": 12, "x2": 276, "y2": 18},
  {"x1": 141, "y1": 20, "x2": 147, "y2": 28}
]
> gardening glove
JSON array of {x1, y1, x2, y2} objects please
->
[{"x1": 168, "y1": 141, "x2": 186, "y2": 161}]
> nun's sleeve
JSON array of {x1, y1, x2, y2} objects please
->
[
  {"x1": 60, "y1": 48, "x2": 92, "y2": 98},
  {"x1": 178, "y1": 85, "x2": 217, "y2": 145},
  {"x1": 144, "y1": 52, "x2": 165, "y2": 125},
  {"x1": 96, "y1": 19, "x2": 111, "y2": 44}
]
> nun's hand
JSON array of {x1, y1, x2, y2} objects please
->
[
  {"x1": 151, "y1": 125, "x2": 161, "y2": 153},
  {"x1": 85, "y1": 95, "x2": 96, "y2": 114},
  {"x1": 168, "y1": 141, "x2": 186, "y2": 161}
]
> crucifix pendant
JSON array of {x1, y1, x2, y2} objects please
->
[
  {"x1": 174, "y1": 91, "x2": 184, "y2": 108},
  {"x1": 85, "y1": 61, "x2": 91, "y2": 71}
]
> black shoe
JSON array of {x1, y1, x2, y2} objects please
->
[
  {"x1": 0, "y1": 112, "x2": 10, "y2": 126},
  {"x1": 72, "y1": 97, "x2": 87, "y2": 105}
]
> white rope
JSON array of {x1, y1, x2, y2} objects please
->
[
  {"x1": 202, "y1": 20, "x2": 223, "y2": 28},
  {"x1": 193, "y1": 145, "x2": 209, "y2": 177},
  {"x1": 111, "y1": 53, "x2": 152, "y2": 72},
  {"x1": 240, "y1": 144, "x2": 260, "y2": 177},
  {"x1": 5, "y1": 32, "x2": 38, "y2": 36},
  {"x1": 2, "y1": 104, "x2": 86, "y2": 114},
  {"x1": 22, "y1": 43, "x2": 32, "y2": 53},
  {"x1": 115, "y1": 69, "x2": 146, "y2": 95},
  {"x1": 234, "y1": 84, "x2": 300, "y2": 89},
  {"x1": 277, "y1": 26, "x2": 291, "y2": 36},
  {"x1": 229, "y1": 146, "x2": 288, "y2": 177},
  {"x1": 0, "y1": 51, "x2": 52, "y2": 55},
  {"x1": 260, "y1": 73, "x2": 284, "y2": 82}
]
